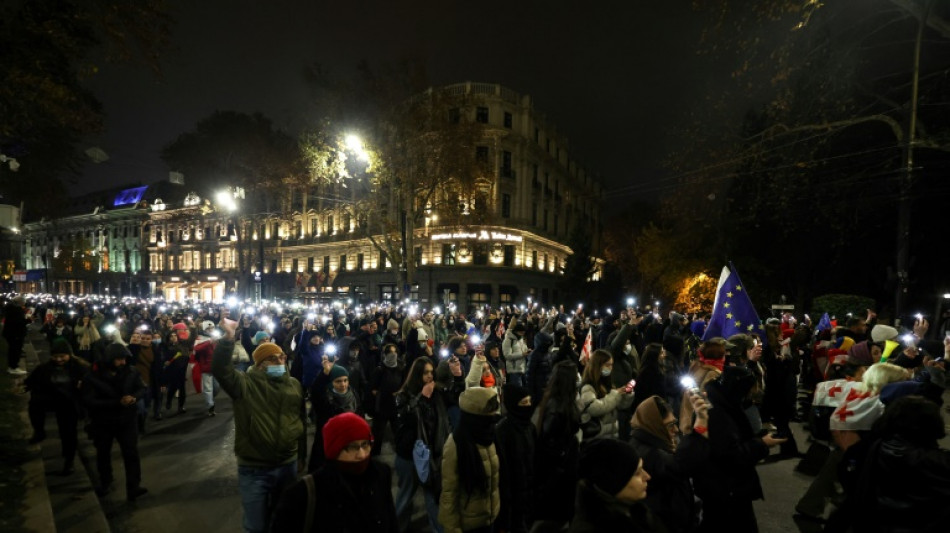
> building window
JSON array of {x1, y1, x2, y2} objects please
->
[
  {"x1": 501, "y1": 194, "x2": 511, "y2": 218},
  {"x1": 381, "y1": 285, "x2": 395, "y2": 302},
  {"x1": 310, "y1": 218, "x2": 317, "y2": 236},
  {"x1": 543, "y1": 209, "x2": 548, "y2": 231},
  {"x1": 307, "y1": 256, "x2": 314, "y2": 272},
  {"x1": 357, "y1": 253, "x2": 364, "y2": 271},
  {"x1": 294, "y1": 221, "x2": 302, "y2": 238},
  {"x1": 271, "y1": 222, "x2": 279, "y2": 238},
  {"x1": 473, "y1": 243, "x2": 488, "y2": 266},
  {"x1": 270, "y1": 259, "x2": 278, "y2": 274},
  {"x1": 531, "y1": 204, "x2": 538, "y2": 226},
  {"x1": 546, "y1": 139, "x2": 551, "y2": 153},
  {"x1": 449, "y1": 107, "x2": 460, "y2": 124},
  {"x1": 292, "y1": 258, "x2": 299, "y2": 273},
  {"x1": 504, "y1": 112, "x2": 512, "y2": 128},
  {"x1": 468, "y1": 284, "x2": 490, "y2": 307},
  {"x1": 343, "y1": 213, "x2": 351, "y2": 232},
  {"x1": 476, "y1": 106, "x2": 489, "y2": 123},
  {"x1": 327, "y1": 215, "x2": 334, "y2": 234},
  {"x1": 259, "y1": 224, "x2": 266, "y2": 239},
  {"x1": 475, "y1": 146, "x2": 489, "y2": 162},
  {"x1": 534, "y1": 127, "x2": 539, "y2": 142},
  {"x1": 414, "y1": 246, "x2": 422, "y2": 267},
  {"x1": 323, "y1": 256, "x2": 330, "y2": 272},
  {"x1": 532, "y1": 250, "x2": 538, "y2": 269},
  {"x1": 553, "y1": 214, "x2": 559, "y2": 235},
  {"x1": 503, "y1": 245, "x2": 515, "y2": 267},
  {"x1": 442, "y1": 244, "x2": 456, "y2": 266},
  {"x1": 339, "y1": 254, "x2": 347, "y2": 271},
  {"x1": 501, "y1": 151, "x2": 512, "y2": 177}
]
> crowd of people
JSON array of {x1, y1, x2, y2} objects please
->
[{"x1": 3, "y1": 292, "x2": 949, "y2": 533}]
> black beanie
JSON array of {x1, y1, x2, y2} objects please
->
[
  {"x1": 50, "y1": 337, "x2": 74, "y2": 356},
  {"x1": 662, "y1": 334, "x2": 685, "y2": 359},
  {"x1": 578, "y1": 438, "x2": 641, "y2": 496},
  {"x1": 102, "y1": 343, "x2": 132, "y2": 365},
  {"x1": 502, "y1": 383, "x2": 529, "y2": 413}
]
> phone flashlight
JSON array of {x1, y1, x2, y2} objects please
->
[
  {"x1": 325, "y1": 344, "x2": 337, "y2": 356},
  {"x1": 680, "y1": 376, "x2": 697, "y2": 390},
  {"x1": 915, "y1": 313, "x2": 923, "y2": 320},
  {"x1": 626, "y1": 298, "x2": 634, "y2": 306},
  {"x1": 440, "y1": 348, "x2": 449, "y2": 358},
  {"x1": 470, "y1": 334, "x2": 481, "y2": 345},
  {"x1": 211, "y1": 330, "x2": 222, "y2": 340}
]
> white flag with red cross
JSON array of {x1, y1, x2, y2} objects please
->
[
  {"x1": 813, "y1": 379, "x2": 850, "y2": 407},
  {"x1": 580, "y1": 328, "x2": 593, "y2": 364},
  {"x1": 829, "y1": 384, "x2": 884, "y2": 431}
]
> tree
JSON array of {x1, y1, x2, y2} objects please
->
[
  {"x1": 161, "y1": 110, "x2": 306, "y2": 293},
  {"x1": 301, "y1": 61, "x2": 489, "y2": 299},
  {"x1": 0, "y1": 0, "x2": 172, "y2": 215},
  {"x1": 559, "y1": 225, "x2": 598, "y2": 306}
]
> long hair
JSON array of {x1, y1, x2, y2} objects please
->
[
  {"x1": 536, "y1": 360, "x2": 581, "y2": 434},
  {"x1": 581, "y1": 349, "x2": 613, "y2": 398},
  {"x1": 452, "y1": 412, "x2": 493, "y2": 498},
  {"x1": 398, "y1": 357, "x2": 432, "y2": 396},
  {"x1": 638, "y1": 343, "x2": 663, "y2": 375}
]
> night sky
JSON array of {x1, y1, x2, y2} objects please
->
[{"x1": 76, "y1": 0, "x2": 723, "y2": 202}]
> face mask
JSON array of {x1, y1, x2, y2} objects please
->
[
  {"x1": 390, "y1": 329, "x2": 398, "y2": 336},
  {"x1": 265, "y1": 365, "x2": 286, "y2": 378},
  {"x1": 336, "y1": 458, "x2": 370, "y2": 476},
  {"x1": 601, "y1": 368, "x2": 612, "y2": 377},
  {"x1": 383, "y1": 352, "x2": 398, "y2": 368},
  {"x1": 152, "y1": 339, "x2": 161, "y2": 345},
  {"x1": 349, "y1": 350, "x2": 360, "y2": 360},
  {"x1": 623, "y1": 344, "x2": 632, "y2": 355}
]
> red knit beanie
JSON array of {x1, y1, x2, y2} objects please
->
[{"x1": 323, "y1": 413, "x2": 372, "y2": 460}]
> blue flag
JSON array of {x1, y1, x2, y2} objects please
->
[
  {"x1": 816, "y1": 312, "x2": 833, "y2": 332},
  {"x1": 702, "y1": 264, "x2": 764, "y2": 341}
]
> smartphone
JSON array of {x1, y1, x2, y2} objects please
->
[{"x1": 624, "y1": 379, "x2": 636, "y2": 393}]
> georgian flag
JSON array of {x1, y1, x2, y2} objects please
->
[
  {"x1": 828, "y1": 384, "x2": 884, "y2": 431},
  {"x1": 813, "y1": 379, "x2": 851, "y2": 407},
  {"x1": 580, "y1": 328, "x2": 593, "y2": 364}
]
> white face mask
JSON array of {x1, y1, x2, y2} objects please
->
[{"x1": 623, "y1": 344, "x2": 632, "y2": 355}]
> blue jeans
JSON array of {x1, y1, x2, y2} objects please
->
[
  {"x1": 237, "y1": 461, "x2": 297, "y2": 533},
  {"x1": 394, "y1": 455, "x2": 443, "y2": 533}
]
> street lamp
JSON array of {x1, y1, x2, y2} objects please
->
[{"x1": 344, "y1": 134, "x2": 369, "y2": 162}]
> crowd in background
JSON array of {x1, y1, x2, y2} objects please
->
[{"x1": 3, "y1": 292, "x2": 949, "y2": 533}]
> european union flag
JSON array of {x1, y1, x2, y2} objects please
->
[
  {"x1": 702, "y1": 264, "x2": 764, "y2": 341},
  {"x1": 816, "y1": 312, "x2": 833, "y2": 332}
]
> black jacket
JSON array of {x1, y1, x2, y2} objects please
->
[
  {"x1": 495, "y1": 413, "x2": 536, "y2": 532},
  {"x1": 81, "y1": 364, "x2": 147, "y2": 425},
  {"x1": 568, "y1": 481, "x2": 665, "y2": 533},
  {"x1": 630, "y1": 429, "x2": 709, "y2": 533},
  {"x1": 25, "y1": 358, "x2": 89, "y2": 407},
  {"x1": 2, "y1": 302, "x2": 28, "y2": 341},
  {"x1": 534, "y1": 405, "x2": 580, "y2": 522},
  {"x1": 270, "y1": 459, "x2": 398, "y2": 533}
]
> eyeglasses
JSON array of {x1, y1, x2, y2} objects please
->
[
  {"x1": 666, "y1": 419, "x2": 679, "y2": 430},
  {"x1": 342, "y1": 440, "x2": 373, "y2": 454}
]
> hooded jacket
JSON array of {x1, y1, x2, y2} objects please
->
[
  {"x1": 212, "y1": 339, "x2": 303, "y2": 467},
  {"x1": 502, "y1": 327, "x2": 529, "y2": 374},
  {"x1": 81, "y1": 348, "x2": 146, "y2": 425}
]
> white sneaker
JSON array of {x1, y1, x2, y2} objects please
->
[{"x1": 7, "y1": 368, "x2": 27, "y2": 376}]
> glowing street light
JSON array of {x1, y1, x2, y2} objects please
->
[
  {"x1": 344, "y1": 134, "x2": 369, "y2": 161},
  {"x1": 215, "y1": 190, "x2": 238, "y2": 212}
]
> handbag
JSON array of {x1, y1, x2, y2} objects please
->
[
  {"x1": 579, "y1": 397, "x2": 601, "y2": 440},
  {"x1": 412, "y1": 405, "x2": 434, "y2": 484}
]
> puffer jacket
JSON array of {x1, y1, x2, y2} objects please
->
[
  {"x1": 578, "y1": 384, "x2": 633, "y2": 440},
  {"x1": 439, "y1": 434, "x2": 500, "y2": 533},
  {"x1": 502, "y1": 329, "x2": 529, "y2": 374},
  {"x1": 212, "y1": 339, "x2": 303, "y2": 467}
]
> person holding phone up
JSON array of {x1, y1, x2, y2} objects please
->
[{"x1": 212, "y1": 309, "x2": 304, "y2": 533}]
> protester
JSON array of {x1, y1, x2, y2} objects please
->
[
  {"x1": 3, "y1": 295, "x2": 29, "y2": 375},
  {"x1": 578, "y1": 349, "x2": 635, "y2": 440},
  {"x1": 212, "y1": 313, "x2": 304, "y2": 533},
  {"x1": 81, "y1": 343, "x2": 148, "y2": 501},
  {"x1": 269, "y1": 412, "x2": 398, "y2": 533},
  {"x1": 308, "y1": 357, "x2": 360, "y2": 472},
  {"x1": 533, "y1": 360, "x2": 582, "y2": 527},
  {"x1": 25, "y1": 338, "x2": 89, "y2": 474},
  {"x1": 494, "y1": 383, "x2": 536, "y2": 533}
]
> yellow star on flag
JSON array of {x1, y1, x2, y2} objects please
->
[
  {"x1": 726, "y1": 313, "x2": 733, "y2": 319},
  {"x1": 727, "y1": 292, "x2": 733, "y2": 298},
  {"x1": 735, "y1": 320, "x2": 742, "y2": 327},
  {"x1": 736, "y1": 285, "x2": 742, "y2": 291},
  {"x1": 724, "y1": 302, "x2": 730, "y2": 308},
  {"x1": 747, "y1": 324, "x2": 754, "y2": 331}
]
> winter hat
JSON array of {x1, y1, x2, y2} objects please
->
[
  {"x1": 501, "y1": 383, "x2": 529, "y2": 413},
  {"x1": 413, "y1": 320, "x2": 424, "y2": 329},
  {"x1": 458, "y1": 387, "x2": 499, "y2": 416},
  {"x1": 50, "y1": 337, "x2": 74, "y2": 356},
  {"x1": 847, "y1": 341, "x2": 874, "y2": 367},
  {"x1": 252, "y1": 342, "x2": 283, "y2": 366},
  {"x1": 328, "y1": 364, "x2": 349, "y2": 382},
  {"x1": 201, "y1": 320, "x2": 215, "y2": 332},
  {"x1": 662, "y1": 334, "x2": 685, "y2": 359},
  {"x1": 416, "y1": 328, "x2": 428, "y2": 341},
  {"x1": 386, "y1": 318, "x2": 399, "y2": 331},
  {"x1": 323, "y1": 412, "x2": 372, "y2": 460},
  {"x1": 102, "y1": 343, "x2": 132, "y2": 364},
  {"x1": 578, "y1": 438, "x2": 642, "y2": 496},
  {"x1": 252, "y1": 331, "x2": 270, "y2": 346},
  {"x1": 870, "y1": 324, "x2": 899, "y2": 344}
]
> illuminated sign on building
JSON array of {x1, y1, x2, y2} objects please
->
[
  {"x1": 113, "y1": 186, "x2": 148, "y2": 207},
  {"x1": 430, "y1": 230, "x2": 523, "y2": 242}
]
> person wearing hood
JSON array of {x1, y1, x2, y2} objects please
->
[
  {"x1": 369, "y1": 343, "x2": 404, "y2": 456},
  {"x1": 161, "y1": 329, "x2": 189, "y2": 415},
  {"x1": 569, "y1": 438, "x2": 661, "y2": 533},
  {"x1": 630, "y1": 393, "x2": 711, "y2": 533},
  {"x1": 3, "y1": 296, "x2": 30, "y2": 375},
  {"x1": 438, "y1": 387, "x2": 501, "y2": 533},
  {"x1": 269, "y1": 413, "x2": 398, "y2": 533},
  {"x1": 502, "y1": 317, "x2": 529, "y2": 388},
  {"x1": 692, "y1": 366, "x2": 787, "y2": 532},
  {"x1": 293, "y1": 322, "x2": 329, "y2": 390},
  {"x1": 308, "y1": 357, "x2": 362, "y2": 473},
  {"x1": 494, "y1": 383, "x2": 536, "y2": 533},
  {"x1": 335, "y1": 336, "x2": 367, "y2": 414},
  {"x1": 383, "y1": 318, "x2": 405, "y2": 355},
  {"x1": 81, "y1": 343, "x2": 148, "y2": 501},
  {"x1": 466, "y1": 346, "x2": 504, "y2": 400},
  {"x1": 526, "y1": 313, "x2": 559, "y2": 404},
  {"x1": 26, "y1": 337, "x2": 90, "y2": 475},
  {"x1": 447, "y1": 335, "x2": 473, "y2": 376}
]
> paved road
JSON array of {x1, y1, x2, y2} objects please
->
[{"x1": 30, "y1": 328, "x2": 950, "y2": 533}]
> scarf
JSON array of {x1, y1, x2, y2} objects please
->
[
  {"x1": 630, "y1": 395, "x2": 674, "y2": 452},
  {"x1": 699, "y1": 355, "x2": 725, "y2": 372}
]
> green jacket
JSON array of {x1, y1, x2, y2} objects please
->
[{"x1": 212, "y1": 339, "x2": 303, "y2": 467}]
